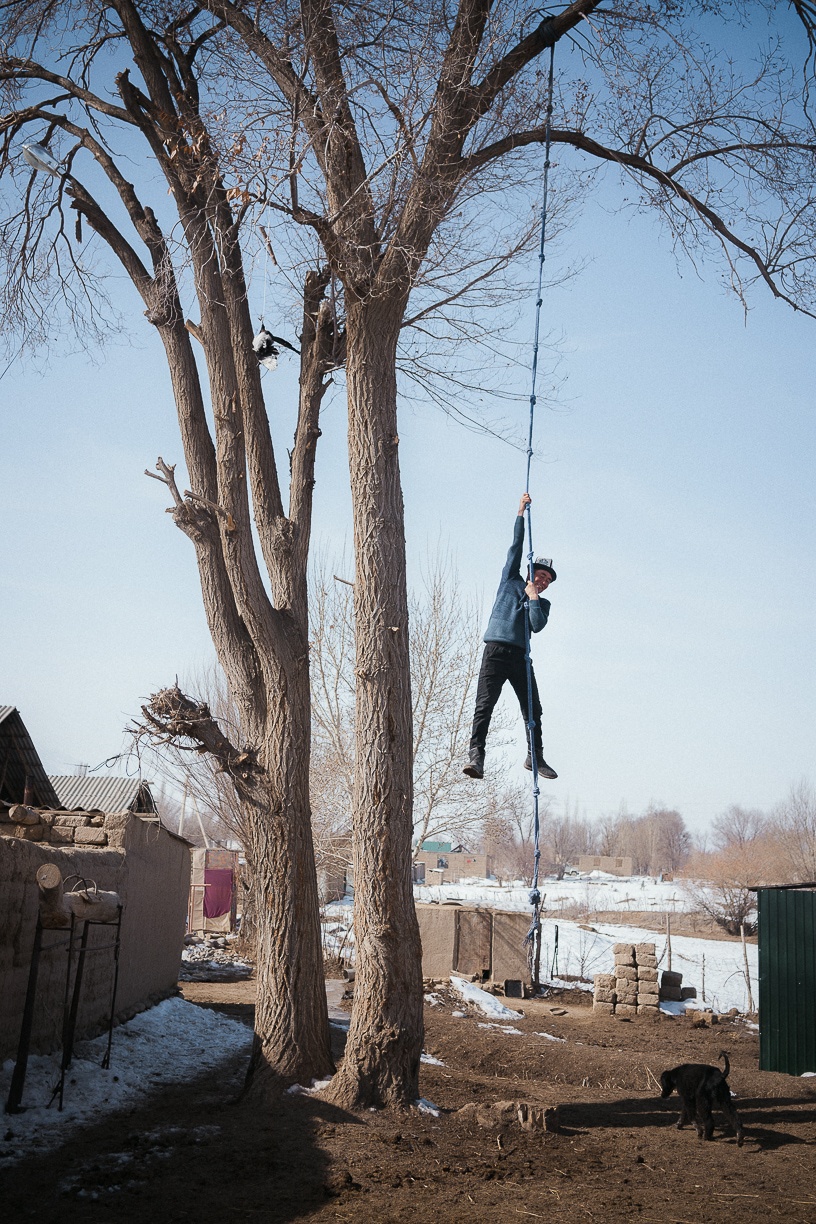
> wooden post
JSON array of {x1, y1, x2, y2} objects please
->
[
  {"x1": 740, "y1": 923, "x2": 755, "y2": 1013},
  {"x1": 666, "y1": 912, "x2": 672, "y2": 973}
]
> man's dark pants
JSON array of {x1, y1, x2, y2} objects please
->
[{"x1": 469, "y1": 641, "x2": 543, "y2": 758}]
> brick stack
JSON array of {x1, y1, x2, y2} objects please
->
[
  {"x1": 0, "y1": 804, "x2": 112, "y2": 846},
  {"x1": 593, "y1": 941, "x2": 660, "y2": 1017}
]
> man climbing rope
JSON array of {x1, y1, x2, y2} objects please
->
[{"x1": 463, "y1": 492, "x2": 558, "y2": 781}]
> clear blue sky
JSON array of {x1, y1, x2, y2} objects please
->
[{"x1": 2, "y1": 150, "x2": 814, "y2": 833}]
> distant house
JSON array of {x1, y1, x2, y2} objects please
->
[
  {"x1": 577, "y1": 854, "x2": 634, "y2": 877},
  {"x1": 413, "y1": 840, "x2": 493, "y2": 884}
]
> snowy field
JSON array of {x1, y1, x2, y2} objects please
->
[
  {"x1": 1, "y1": 997, "x2": 252, "y2": 1167},
  {"x1": 414, "y1": 872, "x2": 692, "y2": 914}
]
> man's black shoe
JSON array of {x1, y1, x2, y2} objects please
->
[
  {"x1": 463, "y1": 751, "x2": 485, "y2": 779},
  {"x1": 524, "y1": 754, "x2": 558, "y2": 780}
]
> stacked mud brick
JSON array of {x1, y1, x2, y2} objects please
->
[
  {"x1": 0, "y1": 804, "x2": 112, "y2": 846},
  {"x1": 593, "y1": 942, "x2": 660, "y2": 1016}
]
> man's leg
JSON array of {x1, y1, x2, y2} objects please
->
[
  {"x1": 465, "y1": 644, "x2": 510, "y2": 777},
  {"x1": 506, "y1": 654, "x2": 557, "y2": 779}
]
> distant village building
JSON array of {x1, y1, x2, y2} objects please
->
[
  {"x1": 413, "y1": 840, "x2": 492, "y2": 884},
  {"x1": 577, "y1": 854, "x2": 634, "y2": 877}
]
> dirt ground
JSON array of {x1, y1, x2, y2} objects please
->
[{"x1": 3, "y1": 977, "x2": 815, "y2": 1224}]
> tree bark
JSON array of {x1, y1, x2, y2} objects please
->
[{"x1": 327, "y1": 297, "x2": 423, "y2": 1109}]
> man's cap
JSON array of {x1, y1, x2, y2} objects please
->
[{"x1": 533, "y1": 557, "x2": 556, "y2": 581}]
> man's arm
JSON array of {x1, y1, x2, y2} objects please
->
[
  {"x1": 527, "y1": 594, "x2": 550, "y2": 633},
  {"x1": 500, "y1": 493, "x2": 530, "y2": 582}
]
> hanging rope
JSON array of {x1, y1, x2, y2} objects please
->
[{"x1": 522, "y1": 40, "x2": 556, "y2": 984}]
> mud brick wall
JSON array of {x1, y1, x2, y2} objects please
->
[
  {"x1": 593, "y1": 942, "x2": 660, "y2": 1016},
  {"x1": 0, "y1": 814, "x2": 190, "y2": 1059}
]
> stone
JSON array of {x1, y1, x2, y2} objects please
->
[
  {"x1": 53, "y1": 815, "x2": 91, "y2": 828},
  {"x1": 616, "y1": 1003, "x2": 637, "y2": 1017},
  {"x1": 613, "y1": 943, "x2": 635, "y2": 958},
  {"x1": 593, "y1": 1000, "x2": 615, "y2": 1015},
  {"x1": 594, "y1": 988, "x2": 616, "y2": 1004},
  {"x1": 74, "y1": 827, "x2": 108, "y2": 846},
  {"x1": 637, "y1": 991, "x2": 659, "y2": 1005},
  {"x1": 89, "y1": 814, "x2": 106, "y2": 827},
  {"x1": 615, "y1": 965, "x2": 637, "y2": 982},
  {"x1": 635, "y1": 942, "x2": 656, "y2": 958},
  {"x1": 49, "y1": 826, "x2": 75, "y2": 845},
  {"x1": 594, "y1": 973, "x2": 615, "y2": 989},
  {"x1": 637, "y1": 966, "x2": 658, "y2": 982},
  {"x1": 457, "y1": 1100, "x2": 559, "y2": 1133},
  {"x1": 637, "y1": 955, "x2": 658, "y2": 969},
  {"x1": 12, "y1": 824, "x2": 44, "y2": 841}
]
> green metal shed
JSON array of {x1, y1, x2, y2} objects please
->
[{"x1": 754, "y1": 883, "x2": 816, "y2": 1075}]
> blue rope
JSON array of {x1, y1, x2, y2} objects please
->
[{"x1": 522, "y1": 41, "x2": 556, "y2": 979}]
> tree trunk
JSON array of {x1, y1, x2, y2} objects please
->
[
  {"x1": 242, "y1": 650, "x2": 334, "y2": 1090},
  {"x1": 327, "y1": 297, "x2": 423, "y2": 1109}
]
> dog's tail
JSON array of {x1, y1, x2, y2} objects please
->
[{"x1": 719, "y1": 1050, "x2": 730, "y2": 1079}]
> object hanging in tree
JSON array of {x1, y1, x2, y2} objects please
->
[{"x1": 252, "y1": 323, "x2": 300, "y2": 372}]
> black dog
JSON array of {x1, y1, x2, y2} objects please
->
[{"x1": 659, "y1": 1051, "x2": 744, "y2": 1145}]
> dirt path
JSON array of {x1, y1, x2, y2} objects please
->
[{"x1": 3, "y1": 981, "x2": 815, "y2": 1223}]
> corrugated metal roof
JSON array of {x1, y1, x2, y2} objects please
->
[
  {"x1": 0, "y1": 706, "x2": 61, "y2": 809},
  {"x1": 49, "y1": 775, "x2": 156, "y2": 814}
]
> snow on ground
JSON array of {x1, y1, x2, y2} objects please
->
[
  {"x1": 0, "y1": 997, "x2": 252, "y2": 1166},
  {"x1": 450, "y1": 976, "x2": 523, "y2": 1019}
]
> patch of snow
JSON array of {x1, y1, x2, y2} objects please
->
[
  {"x1": 415, "y1": 1097, "x2": 440, "y2": 1117},
  {"x1": 0, "y1": 997, "x2": 251, "y2": 1166},
  {"x1": 535, "y1": 1031, "x2": 566, "y2": 1043},
  {"x1": 477, "y1": 1023, "x2": 523, "y2": 1035},
  {"x1": 451, "y1": 1010, "x2": 466, "y2": 1018},
  {"x1": 449, "y1": 976, "x2": 523, "y2": 1019},
  {"x1": 424, "y1": 992, "x2": 444, "y2": 1006},
  {"x1": 801, "y1": 1071, "x2": 816, "y2": 1077},
  {"x1": 421, "y1": 1053, "x2": 446, "y2": 1066},
  {"x1": 660, "y1": 1000, "x2": 686, "y2": 1016}
]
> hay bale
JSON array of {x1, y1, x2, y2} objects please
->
[
  {"x1": 680, "y1": 986, "x2": 697, "y2": 1000},
  {"x1": 661, "y1": 970, "x2": 683, "y2": 987}
]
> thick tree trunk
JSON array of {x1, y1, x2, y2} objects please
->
[
  {"x1": 243, "y1": 651, "x2": 334, "y2": 1090},
  {"x1": 327, "y1": 297, "x2": 424, "y2": 1109}
]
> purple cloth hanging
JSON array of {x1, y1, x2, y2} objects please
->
[{"x1": 203, "y1": 868, "x2": 233, "y2": 919}]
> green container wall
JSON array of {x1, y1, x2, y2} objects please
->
[{"x1": 757, "y1": 888, "x2": 816, "y2": 1075}]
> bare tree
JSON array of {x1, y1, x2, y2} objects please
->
[
  {"x1": 309, "y1": 552, "x2": 517, "y2": 849},
  {"x1": 683, "y1": 843, "x2": 770, "y2": 935},
  {"x1": 771, "y1": 780, "x2": 816, "y2": 881},
  {"x1": 5, "y1": 0, "x2": 816, "y2": 1107},
  {"x1": 711, "y1": 805, "x2": 768, "y2": 851}
]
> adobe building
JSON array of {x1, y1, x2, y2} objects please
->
[
  {"x1": 577, "y1": 854, "x2": 634, "y2": 877},
  {"x1": 0, "y1": 705, "x2": 190, "y2": 1059},
  {"x1": 413, "y1": 840, "x2": 493, "y2": 884},
  {"x1": 416, "y1": 903, "x2": 530, "y2": 985}
]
